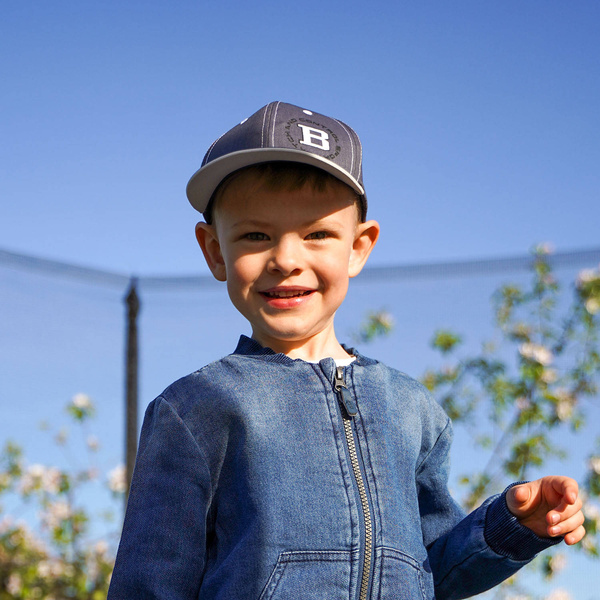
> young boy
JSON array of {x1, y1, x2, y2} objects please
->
[{"x1": 108, "y1": 102, "x2": 585, "y2": 599}]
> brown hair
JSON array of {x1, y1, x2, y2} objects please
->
[{"x1": 203, "y1": 162, "x2": 364, "y2": 225}]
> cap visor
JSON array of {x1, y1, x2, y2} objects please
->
[{"x1": 186, "y1": 148, "x2": 365, "y2": 213}]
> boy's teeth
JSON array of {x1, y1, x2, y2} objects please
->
[{"x1": 266, "y1": 290, "x2": 309, "y2": 298}]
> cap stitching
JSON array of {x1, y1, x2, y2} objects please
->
[
  {"x1": 270, "y1": 101, "x2": 281, "y2": 147},
  {"x1": 332, "y1": 118, "x2": 355, "y2": 175},
  {"x1": 260, "y1": 104, "x2": 270, "y2": 149},
  {"x1": 204, "y1": 132, "x2": 227, "y2": 163}
]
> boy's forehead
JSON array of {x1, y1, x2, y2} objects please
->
[{"x1": 216, "y1": 174, "x2": 360, "y2": 223}]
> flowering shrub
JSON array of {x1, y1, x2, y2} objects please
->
[
  {"x1": 421, "y1": 246, "x2": 600, "y2": 596},
  {"x1": 0, "y1": 395, "x2": 123, "y2": 598}
]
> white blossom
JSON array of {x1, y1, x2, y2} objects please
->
[
  {"x1": 545, "y1": 590, "x2": 572, "y2": 600},
  {"x1": 589, "y1": 456, "x2": 600, "y2": 475},
  {"x1": 87, "y1": 435, "x2": 100, "y2": 451},
  {"x1": 94, "y1": 539, "x2": 109, "y2": 555},
  {"x1": 555, "y1": 389, "x2": 574, "y2": 422},
  {"x1": 534, "y1": 242, "x2": 554, "y2": 255},
  {"x1": 87, "y1": 467, "x2": 100, "y2": 481},
  {"x1": 541, "y1": 368, "x2": 558, "y2": 384},
  {"x1": 519, "y1": 342, "x2": 553, "y2": 366},
  {"x1": 583, "y1": 501, "x2": 600, "y2": 531},
  {"x1": 582, "y1": 535, "x2": 596, "y2": 552},
  {"x1": 42, "y1": 467, "x2": 62, "y2": 494},
  {"x1": 19, "y1": 464, "x2": 45, "y2": 493},
  {"x1": 6, "y1": 573, "x2": 22, "y2": 595},
  {"x1": 548, "y1": 552, "x2": 567, "y2": 574},
  {"x1": 37, "y1": 559, "x2": 65, "y2": 578},
  {"x1": 108, "y1": 465, "x2": 127, "y2": 494},
  {"x1": 30, "y1": 464, "x2": 46, "y2": 478},
  {"x1": 556, "y1": 400, "x2": 572, "y2": 421},
  {"x1": 585, "y1": 298, "x2": 600, "y2": 315},
  {"x1": 37, "y1": 560, "x2": 52, "y2": 578},
  {"x1": 374, "y1": 310, "x2": 394, "y2": 329},
  {"x1": 576, "y1": 268, "x2": 599, "y2": 288},
  {"x1": 42, "y1": 500, "x2": 71, "y2": 530},
  {"x1": 71, "y1": 393, "x2": 93, "y2": 410},
  {"x1": 0, "y1": 516, "x2": 14, "y2": 533}
]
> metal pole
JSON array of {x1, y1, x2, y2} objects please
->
[{"x1": 124, "y1": 278, "x2": 140, "y2": 505}]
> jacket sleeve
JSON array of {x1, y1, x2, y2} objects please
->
[
  {"x1": 107, "y1": 397, "x2": 212, "y2": 600},
  {"x1": 417, "y1": 417, "x2": 561, "y2": 600}
]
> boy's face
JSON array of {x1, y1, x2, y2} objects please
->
[{"x1": 196, "y1": 172, "x2": 379, "y2": 358}]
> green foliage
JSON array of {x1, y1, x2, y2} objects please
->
[
  {"x1": 0, "y1": 395, "x2": 123, "y2": 599},
  {"x1": 353, "y1": 310, "x2": 394, "y2": 344},
  {"x1": 431, "y1": 330, "x2": 462, "y2": 354},
  {"x1": 419, "y1": 246, "x2": 600, "y2": 596}
]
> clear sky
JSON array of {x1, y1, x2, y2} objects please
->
[
  {"x1": 2, "y1": 2, "x2": 600, "y2": 598},
  {"x1": 2, "y1": 1, "x2": 599, "y2": 275}
]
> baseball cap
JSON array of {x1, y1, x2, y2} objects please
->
[{"x1": 186, "y1": 101, "x2": 367, "y2": 220}]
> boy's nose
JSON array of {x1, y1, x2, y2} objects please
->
[{"x1": 268, "y1": 238, "x2": 303, "y2": 276}]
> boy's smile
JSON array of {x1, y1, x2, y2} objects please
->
[
  {"x1": 196, "y1": 171, "x2": 379, "y2": 361},
  {"x1": 259, "y1": 286, "x2": 315, "y2": 308}
]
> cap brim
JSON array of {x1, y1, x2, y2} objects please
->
[{"x1": 186, "y1": 148, "x2": 365, "y2": 214}]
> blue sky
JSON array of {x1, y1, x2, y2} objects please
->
[
  {"x1": 2, "y1": 1, "x2": 599, "y2": 275},
  {"x1": 2, "y1": 2, "x2": 600, "y2": 597}
]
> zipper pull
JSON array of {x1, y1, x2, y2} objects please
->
[{"x1": 334, "y1": 366, "x2": 358, "y2": 417}]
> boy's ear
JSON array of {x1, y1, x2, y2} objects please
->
[
  {"x1": 195, "y1": 222, "x2": 227, "y2": 281},
  {"x1": 348, "y1": 220, "x2": 380, "y2": 278}
]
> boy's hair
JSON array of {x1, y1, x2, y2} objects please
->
[
  {"x1": 186, "y1": 101, "x2": 368, "y2": 221},
  {"x1": 203, "y1": 162, "x2": 364, "y2": 225}
]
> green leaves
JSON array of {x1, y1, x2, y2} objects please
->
[
  {"x1": 420, "y1": 247, "x2": 600, "y2": 573},
  {"x1": 431, "y1": 330, "x2": 462, "y2": 354},
  {"x1": 353, "y1": 310, "x2": 394, "y2": 344}
]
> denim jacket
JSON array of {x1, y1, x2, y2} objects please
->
[{"x1": 108, "y1": 336, "x2": 559, "y2": 600}]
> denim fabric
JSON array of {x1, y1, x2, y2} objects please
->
[{"x1": 108, "y1": 336, "x2": 559, "y2": 600}]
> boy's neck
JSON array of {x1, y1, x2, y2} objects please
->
[{"x1": 250, "y1": 330, "x2": 353, "y2": 362}]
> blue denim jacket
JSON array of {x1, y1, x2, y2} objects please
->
[{"x1": 108, "y1": 336, "x2": 559, "y2": 600}]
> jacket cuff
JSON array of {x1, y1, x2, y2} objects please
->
[{"x1": 484, "y1": 482, "x2": 563, "y2": 561}]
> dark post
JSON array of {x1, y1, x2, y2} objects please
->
[{"x1": 124, "y1": 278, "x2": 140, "y2": 505}]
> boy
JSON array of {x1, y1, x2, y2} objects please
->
[{"x1": 108, "y1": 102, "x2": 585, "y2": 599}]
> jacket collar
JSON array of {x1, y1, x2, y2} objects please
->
[{"x1": 232, "y1": 335, "x2": 377, "y2": 367}]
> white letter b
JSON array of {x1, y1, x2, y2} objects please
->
[{"x1": 297, "y1": 124, "x2": 330, "y2": 151}]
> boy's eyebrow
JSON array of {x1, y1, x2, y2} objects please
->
[
  {"x1": 227, "y1": 218, "x2": 346, "y2": 232},
  {"x1": 229, "y1": 218, "x2": 272, "y2": 229}
]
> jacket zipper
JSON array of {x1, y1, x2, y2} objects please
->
[{"x1": 334, "y1": 366, "x2": 373, "y2": 600}]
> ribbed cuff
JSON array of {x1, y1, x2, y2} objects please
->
[{"x1": 484, "y1": 482, "x2": 563, "y2": 561}]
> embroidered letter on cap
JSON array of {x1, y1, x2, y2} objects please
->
[{"x1": 297, "y1": 124, "x2": 330, "y2": 151}]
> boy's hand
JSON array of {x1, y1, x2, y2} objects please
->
[{"x1": 506, "y1": 476, "x2": 585, "y2": 545}]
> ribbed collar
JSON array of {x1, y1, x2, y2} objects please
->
[{"x1": 232, "y1": 335, "x2": 377, "y2": 367}]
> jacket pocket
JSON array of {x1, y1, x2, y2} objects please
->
[
  {"x1": 372, "y1": 547, "x2": 434, "y2": 600},
  {"x1": 259, "y1": 550, "x2": 355, "y2": 600}
]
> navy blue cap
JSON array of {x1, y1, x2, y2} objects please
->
[{"x1": 186, "y1": 101, "x2": 367, "y2": 218}]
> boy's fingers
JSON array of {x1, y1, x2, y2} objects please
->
[
  {"x1": 506, "y1": 483, "x2": 534, "y2": 516},
  {"x1": 512, "y1": 484, "x2": 532, "y2": 505},
  {"x1": 551, "y1": 476, "x2": 579, "y2": 505},
  {"x1": 547, "y1": 509, "x2": 585, "y2": 537},
  {"x1": 547, "y1": 496, "x2": 583, "y2": 525},
  {"x1": 564, "y1": 525, "x2": 586, "y2": 546}
]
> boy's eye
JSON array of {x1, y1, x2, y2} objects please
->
[
  {"x1": 306, "y1": 231, "x2": 329, "y2": 240},
  {"x1": 244, "y1": 232, "x2": 268, "y2": 241}
]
